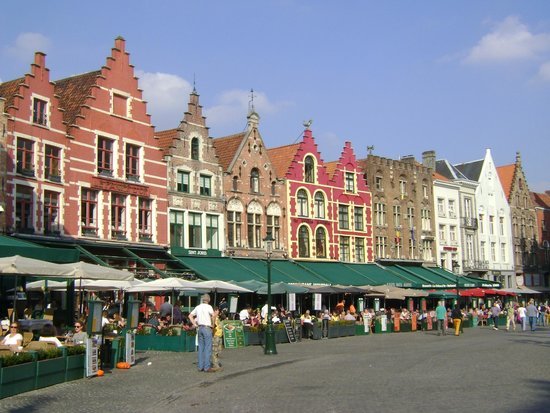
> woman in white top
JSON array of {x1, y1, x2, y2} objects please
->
[
  {"x1": 38, "y1": 324, "x2": 63, "y2": 347},
  {"x1": 1, "y1": 322, "x2": 23, "y2": 350},
  {"x1": 517, "y1": 305, "x2": 527, "y2": 331}
]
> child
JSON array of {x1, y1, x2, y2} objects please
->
[{"x1": 211, "y1": 307, "x2": 226, "y2": 371}]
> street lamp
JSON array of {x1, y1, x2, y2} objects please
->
[
  {"x1": 452, "y1": 260, "x2": 460, "y2": 306},
  {"x1": 263, "y1": 232, "x2": 277, "y2": 355}
]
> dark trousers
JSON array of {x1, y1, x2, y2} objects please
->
[
  {"x1": 437, "y1": 319, "x2": 446, "y2": 335},
  {"x1": 322, "y1": 319, "x2": 329, "y2": 338}
]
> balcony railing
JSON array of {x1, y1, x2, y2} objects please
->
[
  {"x1": 462, "y1": 259, "x2": 489, "y2": 271},
  {"x1": 461, "y1": 217, "x2": 478, "y2": 230}
]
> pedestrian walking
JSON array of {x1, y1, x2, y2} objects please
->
[
  {"x1": 490, "y1": 303, "x2": 501, "y2": 330},
  {"x1": 526, "y1": 300, "x2": 539, "y2": 332},
  {"x1": 505, "y1": 303, "x2": 516, "y2": 332},
  {"x1": 451, "y1": 306, "x2": 462, "y2": 336},
  {"x1": 436, "y1": 301, "x2": 447, "y2": 336},
  {"x1": 189, "y1": 294, "x2": 216, "y2": 373},
  {"x1": 517, "y1": 303, "x2": 527, "y2": 331}
]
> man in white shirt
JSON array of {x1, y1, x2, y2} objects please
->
[
  {"x1": 239, "y1": 305, "x2": 251, "y2": 323},
  {"x1": 190, "y1": 294, "x2": 216, "y2": 372}
]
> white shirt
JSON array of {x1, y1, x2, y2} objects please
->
[
  {"x1": 261, "y1": 304, "x2": 268, "y2": 319},
  {"x1": 239, "y1": 308, "x2": 250, "y2": 321},
  {"x1": 39, "y1": 336, "x2": 63, "y2": 347},
  {"x1": 190, "y1": 303, "x2": 214, "y2": 327},
  {"x1": 2, "y1": 333, "x2": 22, "y2": 346},
  {"x1": 518, "y1": 307, "x2": 527, "y2": 318}
]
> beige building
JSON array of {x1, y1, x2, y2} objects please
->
[
  {"x1": 358, "y1": 153, "x2": 436, "y2": 264},
  {"x1": 213, "y1": 111, "x2": 286, "y2": 258}
]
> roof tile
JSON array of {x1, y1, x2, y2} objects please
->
[
  {"x1": 531, "y1": 191, "x2": 550, "y2": 209},
  {"x1": 54, "y1": 71, "x2": 101, "y2": 127},
  {"x1": 496, "y1": 164, "x2": 515, "y2": 201},
  {"x1": 212, "y1": 133, "x2": 245, "y2": 171},
  {"x1": 156, "y1": 128, "x2": 178, "y2": 153},
  {"x1": 267, "y1": 143, "x2": 301, "y2": 178},
  {"x1": 0, "y1": 77, "x2": 26, "y2": 109}
]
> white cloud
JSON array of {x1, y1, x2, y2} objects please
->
[
  {"x1": 205, "y1": 89, "x2": 292, "y2": 132},
  {"x1": 136, "y1": 70, "x2": 192, "y2": 129},
  {"x1": 537, "y1": 61, "x2": 550, "y2": 81},
  {"x1": 4, "y1": 32, "x2": 51, "y2": 61},
  {"x1": 463, "y1": 16, "x2": 550, "y2": 64}
]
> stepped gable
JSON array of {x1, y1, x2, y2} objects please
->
[
  {"x1": 0, "y1": 77, "x2": 25, "y2": 109},
  {"x1": 212, "y1": 133, "x2": 245, "y2": 171},
  {"x1": 54, "y1": 70, "x2": 101, "y2": 127},
  {"x1": 267, "y1": 143, "x2": 300, "y2": 178},
  {"x1": 496, "y1": 164, "x2": 515, "y2": 201}
]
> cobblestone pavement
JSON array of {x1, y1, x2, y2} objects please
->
[{"x1": 1, "y1": 326, "x2": 549, "y2": 413}]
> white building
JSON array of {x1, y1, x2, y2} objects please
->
[
  {"x1": 454, "y1": 149, "x2": 516, "y2": 288},
  {"x1": 432, "y1": 175, "x2": 463, "y2": 273}
]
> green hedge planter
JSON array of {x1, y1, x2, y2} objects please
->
[
  {"x1": 0, "y1": 359, "x2": 37, "y2": 399},
  {"x1": 36, "y1": 357, "x2": 66, "y2": 389},
  {"x1": 185, "y1": 334, "x2": 196, "y2": 352},
  {"x1": 135, "y1": 332, "x2": 188, "y2": 352},
  {"x1": 355, "y1": 324, "x2": 367, "y2": 335},
  {"x1": 65, "y1": 354, "x2": 85, "y2": 381},
  {"x1": 244, "y1": 330, "x2": 263, "y2": 346}
]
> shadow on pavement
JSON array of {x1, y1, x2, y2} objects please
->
[{"x1": 511, "y1": 379, "x2": 550, "y2": 413}]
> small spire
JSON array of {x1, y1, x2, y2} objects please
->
[
  {"x1": 249, "y1": 88, "x2": 255, "y2": 113},
  {"x1": 192, "y1": 73, "x2": 197, "y2": 94}
]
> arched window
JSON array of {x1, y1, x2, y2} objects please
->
[
  {"x1": 191, "y1": 138, "x2": 199, "y2": 160},
  {"x1": 315, "y1": 227, "x2": 326, "y2": 258},
  {"x1": 298, "y1": 226, "x2": 310, "y2": 258},
  {"x1": 304, "y1": 155, "x2": 315, "y2": 183},
  {"x1": 250, "y1": 168, "x2": 260, "y2": 193},
  {"x1": 297, "y1": 189, "x2": 309, "y2": 217},
  {"x1": 314, "y1": 191, "x2": 325, "y2": 219}
]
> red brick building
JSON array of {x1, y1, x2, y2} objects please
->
[
  {"x1": 269, "y1": 126, "x2": 373, "y2": 262},
  {"x1": 530, "y1": 191, "x2": 550, "y2": 292},
  {"x1": 0, "y1": 38, "x2": 178, "y2": 276}
]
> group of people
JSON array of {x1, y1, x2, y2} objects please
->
[{"x1": 1, "y1": 319, "x2": 88, "y2": 353}]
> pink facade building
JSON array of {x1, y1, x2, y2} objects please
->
[{"x1": 269, "y1": 126, "x2": 373, "y2": 262}]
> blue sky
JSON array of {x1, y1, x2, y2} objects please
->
[{"x1": 1, "y1": 1, "x2": 549, "y2": 191}]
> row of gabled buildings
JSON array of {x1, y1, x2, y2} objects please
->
[{"x1": 0, "y1": 38, "x2": 548, "y2": 293}]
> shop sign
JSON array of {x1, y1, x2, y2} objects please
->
[{"x1": 222, "y1": 320, "x2": 245, "y2": 349}]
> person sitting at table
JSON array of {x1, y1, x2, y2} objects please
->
[
  {"x1": 344, "y1": 310, "x2": 356, "y2": 321},
  {"x1": 112, "y1": 312, "x2": 126, "y2": 329},
  {"x1": 250, "y1": 310, "x2": 261, "y2": 327},
  {"x1": 1, "y1": 322, "x2": 23, "y2": 350},
  {"x1": 101, "y1": 310, "x2": 110, "y2": 327},
  {"x1": 39, "y1": 324, "x2": 63, "y2": 347},
  {"x1": 72, "y1": 320, "x2": 88, "y2": 345},
  {"x1": 301, "y1": 310, "x2": 313, "y2": 339}
]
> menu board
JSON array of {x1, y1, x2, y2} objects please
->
[
  {"x1": 283, "y1": 319, "x2": 297, "y2": 343},
  {"x1": 125, "y1": 331, "x2": 136, "y2": 365},
  {"x1": 222, "y1": 320, "x2": 245, "y2": 349},
  {"x1": 86, "y1": 338, "x2": 99, "y2": 377}
]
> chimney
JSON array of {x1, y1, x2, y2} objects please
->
[
  {"x1": 422, "y1": 150, "x2": 436, "y2": 170},
  {"x1": 401, "y1": 155, "x2": 415, "y2": 164}
]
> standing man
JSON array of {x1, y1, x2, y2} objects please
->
[
  {"x1": 436, "y1": 301, "x2": 447, "y2": 336},
  {"x1": 526, "y1": 300, "x2": 539, "y2": 332},
  {"x1": 189, "y1": 294, "x2": 216, "y2": 373},
  {"x1": 490, "y1": 302, "x2": 501, "y2": 331}
]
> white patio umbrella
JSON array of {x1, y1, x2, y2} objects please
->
[
  {"x1": 194, "y1": 280, "x2": 254, "y2": 293},
  {"x1": 58, "y1": 261, "x2": 134, "y2": 281},
  {"x1": 0, "y1": 255, "x2": 72, "y2": 277},
  {"x1": 83, "y1": 279, "x2": 144, "y2": 291}
]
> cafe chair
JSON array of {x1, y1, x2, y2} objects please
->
[
  {"x1": 25, "y1": 341, "x2": 56, "y2": 351},
  {"x1": 22, "y1": 332, "x2": 34, "y2": 347}
]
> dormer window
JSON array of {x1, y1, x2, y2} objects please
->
[
  {"x1": 250, "y1": 168, "x2": 260, "y2": 194},
  {"x1": 33, "y1": 98, "x2": 48, "y2": 126},
  {"x1": 304, "y1": 156, "x2": 315, "y2": 183},
  {"x1": 191, "y1": 137, "x2": 199, "y2": 160}
]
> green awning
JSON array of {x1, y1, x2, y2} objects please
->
[
  {"x1": 0, "y1": 235, "x2": 79, "y2": 263},
  {"x1": 295, "y1": 261, "x2": 379, "y2": 286},
  {"x1": 174, "y1": 256, "x2": 260, "y2": 282},
  {"x1": 392, "y1": 265, "x2": 457, "y2": 289},
  {"x1": 425, "y1": 267, "x2": 501, "y2": 288},
  {"x1": 347, "y1": 263, "x2": 420, "y2": 287},
  {"x1": 234, "y1": 259, "x2": 328, "y2": 284}
]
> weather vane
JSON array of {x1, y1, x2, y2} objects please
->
[{"x1": 367, "y1": 145, "x2": 375, "y2": 155}]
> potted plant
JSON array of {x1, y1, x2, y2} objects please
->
[{"x1": 244, "y1": 325, "x2": 264, "y2": 346}]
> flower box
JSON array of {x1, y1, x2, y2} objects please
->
[
  {"x1": 135, "y1": 331, "x2": 188, "y2": 352},
  {"x1": 244, "y1": 328, "x2": 263, "y2": 346}
]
